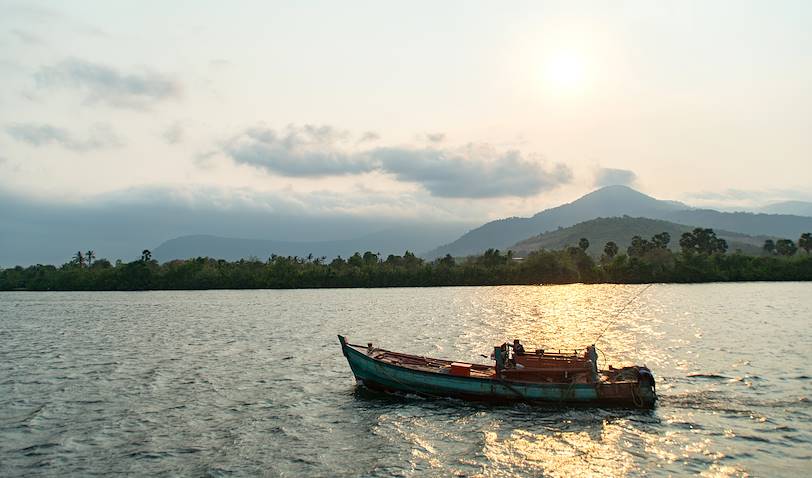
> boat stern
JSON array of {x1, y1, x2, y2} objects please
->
[
  {"x1": 597, "y1": 365, "x2": 657, "y2": 408},
  {"x1": 636, "y1": 366, "x2": 657, "y2": 407}
]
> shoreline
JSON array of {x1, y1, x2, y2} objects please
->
[{"x1": 2, "y1": 277, "x2": 810, "y2": 292}]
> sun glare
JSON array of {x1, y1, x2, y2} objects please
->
[{"x1": 544, "y1": 51, "x2": 587, "y2": 93}]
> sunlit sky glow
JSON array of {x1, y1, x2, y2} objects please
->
[
  {"x1": 1, "y1": 0, "x2": 810, "y2": 223},
  {"x1": 544, "y1": 50, "x2": 588, "y2": 94}
]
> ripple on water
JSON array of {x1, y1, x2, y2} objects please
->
[{"x1": 1, "y1": 283, "x2": 811, "y2": 477}]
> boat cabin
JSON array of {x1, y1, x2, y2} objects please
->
[{"x1": 495, "y1": 343, "x2": 599, "y2": 383}]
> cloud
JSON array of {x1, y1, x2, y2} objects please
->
[
  {"x1": 193, "y1": 150, "x2": 219, "y2": 169},
  {"x1": 0, "y1": 185, "x2": 473, "y2": 266},
  {"x1": 357, "y1": 131, "x2": 380, "y2": 143},
  {"x1": 222, "y1": 125, "x2": 572, "y2": 198},
  {"x1": 6, "y1": 122, "x2": 120, "y2": 151},
  {"x1": 224, "y1": 124, "x2": 375, "y2": 177},
  {"x1": 11, "y1": 29, "x2": 44, "y2": 45},
  {"x1": 690, "y1": 189, "x2": 761, "y2": 201},
  {"x1": 162, "y1": 122, "x2": 184, "y2": 144},
  {"x1": 594, "y1": 167, "x2": 638, "y2": 187},
  {"x1": 35, "y1": 58, "x2": 181, "y2": 109},
  {"x1": 3, "y1": 4, "x2": 64, "y2": 22},
  {"x1": 426, "y1": 132, "x2": 445, "y2": 143},
  {"x1": 370, "y1": 145, "x2": 572, "y2": 198},
  {"x1": 4, "y1": 4, "x2": 108, "y2": 38},
  {"x1": 688, "y1": 188, "x2": 812, "y2": 207},
  {"x1": 209, "y1": 59, "x2": 231, "y2": 69}
]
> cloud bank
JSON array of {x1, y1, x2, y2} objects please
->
[
  {"x1": 11, "y1": 29, "x2": 43, "y2": 45},
  {"x1": 35, "y1": 58, "x2": 181, "y2": 109},
  {"x1": 6, "y1": 122, "x2": 120, "y2": 151},
  {"x1": 224, "y1": 125, "x2": 372, "y2": 177},
  {"x1": 223, "y1": 125, "x2": 572, "y2": 198},
  {"x1": 162, "y1": 121, "x2": 184, "y2": 144},
  {"x1": 369, "y1": 145, "x2": 572, "y2": 198},
  {"x1": 0, "y1": 185, "x2": 474, "y2": 266},
  {"x1": 426, "y1": 132, "x2": 445, "y2": 143},
  {"x1": 594, "y1": 167, "x2": 638, "y2": 188}
]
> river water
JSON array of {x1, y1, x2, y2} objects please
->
[{"x1": 1, "y1": 283, "x2": 810, "y2": 477}]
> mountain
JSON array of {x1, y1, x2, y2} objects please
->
[
  {"x1": 424, "y1": 186, "x2": 689, "y2": 258},
  {"x1": 510, "y1": 216, "x2": 770, "y2": 257},
  {"x1": 424, "y1": 186, "x2": 812, "y2": 258},
  {"x1": 152, "y1": 223, "x2": 475, "y2": 262},
  {"x1": 662, "y1": 209, "x2": 812, "y2": 238},
  {"x1": 758, "y1": 201, "x2": 812, "y2": 217},
  {"x1": 0, "y1": 186, "x2": 479, "y2": 267}
]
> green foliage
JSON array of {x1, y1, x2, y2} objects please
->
[
  {"x1": 652, "y1": 232, "x2": 671, "y2": 249},
  {"x1": 763, "y1": 239, "x2": 776, "y2": 255},
  {"x1": 798, "y1": 233, "x2": 811, "y2": 254},
  {"x1": 679, "y1": 228, "x2": 728, "y2": 255},
  {"x1": 512, "y1": 216, "x2": 767, "y2": 257},
  {"x1": 627, "y1": 236, "x2": 652, "y2": 257},
  {"x1": 2, "y1": 230, "x2": 811, "y2": 291},
  {"x1": 776, "y1": 239, "x2": 797, "y2": 256},
  {"x1": 72, "y1": 251, "x2": 85, "y2": 268},
  {"x1": 603, "y1": 241, "x2": 619, "y2": 261}
]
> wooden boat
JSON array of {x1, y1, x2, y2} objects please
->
[{"x1": 338, "y1": 335, "x2": 656, "y2": 408}]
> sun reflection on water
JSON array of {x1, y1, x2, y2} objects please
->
[
  {"x1": 358, "y1": 283, "x2": 807, "y2": 477},
  {"x1": 479, "y1": 423, "x2": 636, "y2": 477},
  {"x1": 454, "y1": 284, "x2": 665, "y2": 370}
]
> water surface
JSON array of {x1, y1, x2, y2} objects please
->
[{"x1": 1, "y1": 283, "x2": 810, "y2": 476}]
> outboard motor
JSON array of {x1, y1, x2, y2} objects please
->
[
  {"x1": 631, "y1": 366, "x2": 657, "y2": 408},
  {"x1": 638, "y1": 366, "x2": 656, "y2": 391}
]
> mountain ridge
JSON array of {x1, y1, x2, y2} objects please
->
[
  {"x1": 424, "y1": 186, "x2": 812, "y2": 258},
  {"x1": 152, "y1": 223, "x2": 475, "y2": 262},
  {"x1": 757, "y1": 201, "x2": 812, "y2": 217},
  {"x1": 510, "y1": 216, "x2": 771, "y2": 257}
]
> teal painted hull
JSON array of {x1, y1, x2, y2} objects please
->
[{"x1": 339, "y1": 336, "x2": 656, "y2": 408}]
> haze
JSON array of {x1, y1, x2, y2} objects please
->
[{"x1": 1, "y1": 1, "x2": 810, "y2": 264}]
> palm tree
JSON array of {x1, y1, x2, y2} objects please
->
[
  {"x1": 86, "y1": 250, "x2": 95, "y2": 267},
  {"x1": 73, "y1": 251, "x2": 85, "y2": 267},
  {"x1": 652, "y1": 232, "x2": 671, "y2": 249},
  {"x1": 141, "y1": 249, "x2": 152, "y2": 262},
  {"x1": 578, "y1": 237, "x2": 590, "y2": 252},
  {"x1": 762, "y1": 239, "x2": 776, "y2": 255},
  {"x1": 603, "y1": 241, "x2": 619, "y2": 260},
  {"x1": 775, "y1": 239, "x2": 797, "y2": 256},
  {"x1": 800, "y1": 233, "x2": 812, "y2": 254}
]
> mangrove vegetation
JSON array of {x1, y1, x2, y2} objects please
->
[{"x1": 2, "y1": 229, "x2": 811, "y2": 291}]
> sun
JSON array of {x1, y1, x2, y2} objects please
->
[{"x1": 544, "y1": 50, "x2": 587, "y2": 93}]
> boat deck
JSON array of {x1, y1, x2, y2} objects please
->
[
  {"x1": 368, "y1": 348, "x2": 497, "y2": 379},
  {"x1": 356, "y1": 343, "x2": 643, "y2": 386}
]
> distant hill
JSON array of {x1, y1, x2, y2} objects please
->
[
  {"x1": 424, "y1": 185, "x2": 689, "y2": 258},
  {"x1": 758, "y1": 201, "x2": 812, "y2": 217},
  {"x1": 661, "y1": 209, "x2": 812, "y2": 238},
  {"x1": 510, "y1": 216, "x2": 770, "y2": 257},
  {"x1": 424, "y1": 186, "x2": 812, "y2": 258},
  {"x1": 153, "y1": 223, "x2": 474, "y2": 262}
]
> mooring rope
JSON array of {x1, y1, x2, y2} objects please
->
[{"x1": 593, "y1": 283, "x2": 655, "y2": 345}]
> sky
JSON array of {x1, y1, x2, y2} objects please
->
[{"x1": 1, "y1": 1, "x2": 811, "y2": 263}]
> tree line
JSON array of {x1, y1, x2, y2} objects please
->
[{"x1": 1, "y1": 228, "x2": 810, "y2": 291}]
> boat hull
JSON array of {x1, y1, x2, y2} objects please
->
[{"x1": 339, "y1": 336, "x2": 656, "y2": 408}]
